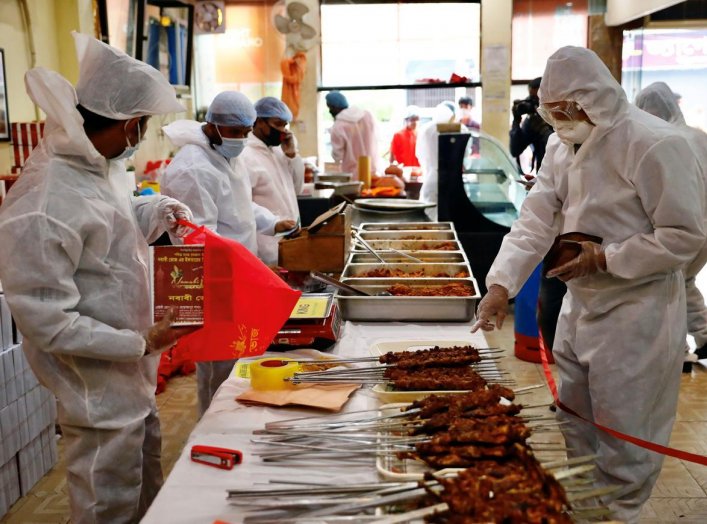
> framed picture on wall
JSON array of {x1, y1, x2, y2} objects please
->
[{"x1": 0, "y1": 48, "x2": 9, "y2": 142}]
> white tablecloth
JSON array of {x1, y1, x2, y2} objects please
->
[{"x1": 141, "y1": 321, "x2": 487, "y2": 524}]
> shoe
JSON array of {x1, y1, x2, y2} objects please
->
[
  {"x1": 683, "y1": 361, "x2": 693, "y2": 373},
  {"x1": 695, "y1": 343, "x2": 707, "y2": 361}
]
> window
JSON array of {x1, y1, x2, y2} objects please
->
[
  {"x1": 321, "y1": 2, "x2": 481, "y2": 87},
  {"x1": 512, "y1": 0, "x2": 588, "y2": 81},
  {"x1": 319, "y1": 1, "x2": 482, "y2": 166},
  {"x1": 622, "y1": 28, "x2": 707, "y2": 133}
]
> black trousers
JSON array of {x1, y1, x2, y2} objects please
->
[{"x1": 537, "y1": 273, "x2": 567, "y2": 352}]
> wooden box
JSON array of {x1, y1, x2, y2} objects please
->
[{"x1": 278, "y1": 203, "x2": 351, "y2": 272}]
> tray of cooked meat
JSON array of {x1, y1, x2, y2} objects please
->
[
  {"x1": 342, "y1": 263, "x2": 471, "y2": 280},
  {"x1": 347, "y1": 252, "x2": 468, "y2": 264},
  {"x1": 358, "y1": 230, "x2": 458, "y2": 242},
  {"x1": 358, "y1": 221, "x2": 454, "y2": 231},
  {"x1": 336, "y1": 277, "x2": 479, "y2": 322},
  {"x1": 351, "y1": 239, "x2": 463, "y2": 252}
]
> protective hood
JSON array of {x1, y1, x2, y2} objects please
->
[
  {"x1": 74, "y1": 31, "x2": 185, "y2": 119},
  {"x1": 24, "y1": 67, "x2": 105, "y2": 169},
  {"x1": 539, "y1": 46, "x2": 628, "y2": 129},
  {"x1": 635, "y1": 82, "x2": 686, "y2": 126},
  {"x1": 336, "y1": 106, "x2": 367, "y2": 124},
  {"x1": 163, "y1": 120, "x2": 211, "y2": 150},
  {"x1": 433, "y1": 103, "x2": 455, "y2": 124}
]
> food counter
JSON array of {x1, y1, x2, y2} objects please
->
[{"x1": 141, "y1": 322, "x2": 489, "y2": 524}]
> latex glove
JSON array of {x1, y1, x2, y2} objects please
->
[
  {"x1": 471, "y1": 284, "x2": 509, "y2": 332},
  {"x1": 158, "y1": 197, "x2": 193, "y2": 237},
  {"x1": 281, "y1": 131, "x2": 297, "y2": 158},
  {"x1": 143, "y1": 308, "x2": 199, "y2": 356},
  {"x1": 546, "y1": 241, "x2": 606, "y2": 282}
]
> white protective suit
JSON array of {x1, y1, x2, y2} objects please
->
[
  {"x1": 240, "y1": 132, "x2": 304, "y2": 265},
  {"x1": 485, "y1": 47, "x2": 705, "y2": 523},
  {"x1": 330, "y1": 106, "x2": 381, "y2": 177},
  {"x1": 417, "y1": 103, "x2": 458, "y2": 221},
  {"x1": 0, "y1": 40, "x2": 187, "y2": 524},
  {"x1": 160, "y1": 119, "x2": 278, "y2": 415},
  {"x1": 635, "y1": 82, "x2": 707, "y2": 348}
]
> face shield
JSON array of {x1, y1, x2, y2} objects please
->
[
  {"x1": 539, "y1": 100, "x2": 595, "y2": 145},
  {"x1": 537, "y1": 100, "x2": 585, "y2": 128}
]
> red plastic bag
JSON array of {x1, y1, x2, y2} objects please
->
[{"x1": 179, "y1": 221, "x2": 302, "y2": 361}]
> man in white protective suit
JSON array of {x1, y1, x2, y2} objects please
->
[
  {"x1": 240, "y1": 96, "x2": 304, "y2": 266},
  {"x1": 325, "y1": 90, "x2": 381, "y2": 178},
  {"x1": 471, "y1": 47, "x2": 705, "y2": 523},
  {"x1": 0, "y1": 33, "x2": 196, "y2": 524},
  {"x1": 417, "y1": 101, "x2": 458, "y2": 221},
  {"x1": 160, "y1": 91, "x2": 296, "y2": 416},
  {"x1": 635, "y1": 81, "x2": 707, "y2": 369}
]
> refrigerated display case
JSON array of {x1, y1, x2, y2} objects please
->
[{"x1": 437, "y1": 131, "x2": 526, "y2": 293}]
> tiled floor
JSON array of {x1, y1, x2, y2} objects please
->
[{"x1": 2, "y1": 313, "x2": 706, "y2": 523}]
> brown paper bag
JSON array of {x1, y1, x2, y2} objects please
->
[{"x1": 236, "y1": 383, "x2": 360, "y2": 412}]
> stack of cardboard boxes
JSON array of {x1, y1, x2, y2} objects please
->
[{"x1": 0, "y1": 284, "x2": 57, "y2": 518}]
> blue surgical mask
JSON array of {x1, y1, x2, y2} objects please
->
[
  {"x1": 214, "y1": 125, "x2": 247, "y2": 159},
  {"x1": 114, "y1": 120, "x2": 141, "y2": 160}
]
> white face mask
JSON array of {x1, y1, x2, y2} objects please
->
[
  {"x1": 554, "y1": 121, "x2": 594, "y2": 145},
  {"x1": 214, "y1": 125, "x2": 247, "y2": 159},
  {"x1": 114, "y1": 120, "x2": 142, "y2": 160}
]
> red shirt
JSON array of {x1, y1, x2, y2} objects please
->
[{"x1": 390, "y1": 128, "x2": 420, "y2": 167}]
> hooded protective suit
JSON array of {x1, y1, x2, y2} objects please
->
[
  {"x1": 485, "y1": 47, "x2": 704, "y2": 523},
  {"x1": 0, "y1": 33, "x2": 187, "y2": 524},
  {"x1": 240, "y1": 133, "x2": 304, "y2": 265},
  {"x1": 160, "y1": 120, "x2": 277, "y2": 252},
  {"x1": 417, "y1": 103, "x2": 458, "y2": 221},
  {"x1": 160, "y1": 119, "x2": 278, "y2": 415},
  {"x1": 329, "y1": 106, "x2": 381, "y2": 177},
  {"x1": 635, "y1": 82, "x2": 707, "y2": 348}
]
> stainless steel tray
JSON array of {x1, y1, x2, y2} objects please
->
[
  {"x1": 358, "y1": 222, "x2": 453, "y2": 231},
  {"x1": 336, "y1": 278, "x2": 479, "y2": 322},
  {"x1": 342, "y1": 263, "x2": 471, "y2": 279},
  {"x1": 351, "y1": 239, "x2": 462, "y2": 252},
  {"x1": 358, "y1": 230, "x2": 457, "y2": 241},
  {"x1": 348, "y1": 252, "x2": 468, "y2": 264}
]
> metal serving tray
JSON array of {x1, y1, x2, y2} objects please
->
[
  {"x1": 336, "y1": 277, "x2": 479, "y2": 322},
  {"x1": 351, "y1": 239, "x2": 463, "y2": 252},
  {"x1": 358, "y1": 222, "x2": 453, "y2": 231},
  {"x1": 347, "y1": 252, "x2": 468, "y2": 264},
  {"x1": 358, "y1": 230, "x2": 457, "y2": 241},
  {"x1": 342, "y1": 263, "x2": 471, "y2": 279}
]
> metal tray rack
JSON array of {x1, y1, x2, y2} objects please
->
[
  {"x1": 358, "y1": 230, "x2": 458, "y2": 242},
  {"x1": 342, "y1": 263, "x2": 471, "y2": 280},
  {"x1": 351, "y1": 239, "x2": 463, "y2": 253},
  {"x1": 336, "y1": 277, "x2": 480, "y2": 322},
  {"x1": 347, "y1": 252, "x2": 468, "y2": 264},
  {"x1": 358, "y1": 221, "x2": 454, "y2": 231}
]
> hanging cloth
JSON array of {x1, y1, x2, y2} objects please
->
[{"x1": 281, "y1": 52, "x2": 308, "y2": 119}]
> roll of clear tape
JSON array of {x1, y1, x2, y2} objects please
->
[{"x1": 250, "y1": 358, "x2": 300, "y2": 390}]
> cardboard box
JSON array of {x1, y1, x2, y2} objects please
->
[
  {"x1": 17, "y1": 426, "x2": 56, "y2": 497},
  {"x1": 0, "y1": 352, "x2": 5, "y2": 409},
  {"x1": 0, "y1": 295, "x2": 12, "y2": 351},
  {"x1": 1, "y1": 349, "x2": 17, "y2": 409},
  {"x1": 0, "y1": 401, "x2": 20, "y2": 465},
  {"x1": 0, "y1": 457, "x2": 21, "y2": 518},
  {"x1": 278, "y1": 203, "x2": 351, "y2": 273},
  {"x1": 149, "y1": 245, "x2": 204, "y2": 325}
]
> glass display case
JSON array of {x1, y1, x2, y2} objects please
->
[{"x1": 438, "y1": 131, "x2": 525, "y2": 291}]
